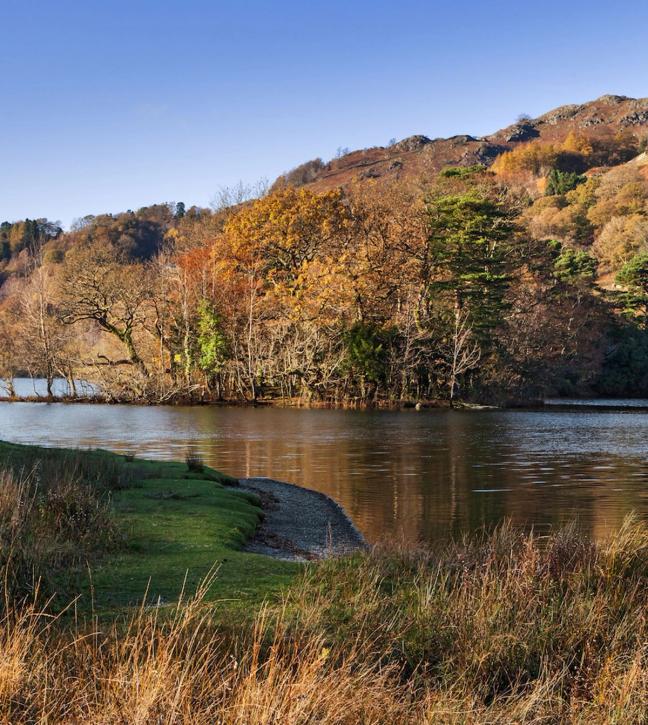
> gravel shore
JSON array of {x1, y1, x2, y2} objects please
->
[{"x1": 240, "y1": 477, "x2": 366, "y2": 561}]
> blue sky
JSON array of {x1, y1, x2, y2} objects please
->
[{"x1": 2, "y1": 0, "x2": 648, "y2": 227}]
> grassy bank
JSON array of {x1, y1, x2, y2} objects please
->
[
  {"x1": 0, "y1": 519, "x2": 646, "y2": 722},
  {"x1": 0, "y1": 441, "x2": 297, "y2": 612},
  {"x1": 1, "y1": 440, "x2": 646, "y2": 722}
]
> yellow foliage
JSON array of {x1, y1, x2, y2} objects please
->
[
  {"x1": 593, "y1": 214, "x2": 648, "y2": 269},
  {"x1": 493, "y1": 132, "x2": 593, "y2": 181},
  {"x1": 587, "y1": 166, "x2": 648, "y2": 228},
  {"x1": 492, "y1": 142, "x2": 559, "y2": 178},
  {"x1": 562, "y1": 131, "x2": 593, "y2": 156},
  {"x1": 565, "y1": 175, "x2": 599, "y2": 206},
  {"x1": 222, "y1": 187, "x2": 353, "y2": 278}
]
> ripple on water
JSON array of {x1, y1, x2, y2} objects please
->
[{"x1": 0, "y1": 400, "x2": 647, "y2": 544}]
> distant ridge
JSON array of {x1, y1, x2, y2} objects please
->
[{"x1": 273, "y1": 95, "x2": 648, "y2": 192}]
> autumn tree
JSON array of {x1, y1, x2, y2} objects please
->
[
  {"x1": 214, "y1": 187, "x2": 356, "y2": 399},
  {"x1": 59, "y1": 243, "x2": 153, "y2": 380}
]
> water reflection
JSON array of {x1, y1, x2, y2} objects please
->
[{"x1": 0, "y1": 403, "x2": 646, "y2": 544}]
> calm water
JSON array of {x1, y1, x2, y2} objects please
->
[
  {"x1": 1, "y1": 401, "x2": 647, "y2": 544},
  {"x1": 1, "y1": 378, "x2": 97, "y2": 398}
]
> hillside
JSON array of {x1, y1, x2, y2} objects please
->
[
  {"x1": 4, "y1": 93, "x2": 648, "y2": 405},
  {"x1": 274, "y1": 94, "x2": 648, "y2": 192}
]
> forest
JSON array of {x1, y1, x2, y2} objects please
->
[{"x1": 3, "y1": 117, "x2": 648, "y2": 405}]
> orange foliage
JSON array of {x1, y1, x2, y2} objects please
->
[
  {"x1": 492, "y1": 143, "x2": 560, "y2": 178},
  {"x1": 562, "y1": 131, "x2": 593, "y2": 156}
]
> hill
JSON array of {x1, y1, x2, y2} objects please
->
[
  {"x1": 3, "y1": 94, "x2": 648, "y2": 405},
  {"x1": 273, "y1": 94, "x2": 648, "y2": 192}
]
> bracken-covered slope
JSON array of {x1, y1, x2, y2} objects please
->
[{"x1": 274, "y1": 95, "x2": 648, "y2": 192}]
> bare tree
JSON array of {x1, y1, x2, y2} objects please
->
[
  {"x1": 17, "y1": 243, "x2": 76, "y2": 396},
  {"x1": 210, "y1": 179, "x2": 268, "y2": 214},
  {"x1": 58, "y1": 243, "x2": 153, "y2": 379},
  {"x1": 0, "y1": 313, "x2": 18, "y2": 397},
  {"x1": 442, "y1": 306, "x2": 481, "y2": 405}
]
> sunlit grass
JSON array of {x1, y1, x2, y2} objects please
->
[
  {"x1": 0, "y1": 441, "x2": 298, "y2": 613},
  {"x1": 0, "y1": 520, "x2": 645, "y2": 722}
]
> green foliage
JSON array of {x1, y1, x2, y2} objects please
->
[
  {"x1": 343, "y1": 322, "x2": 392, "y2": 385},
  {"x1": 545, "y1": 168, "x2": 585, "y2": 196},
  {"x1": 616, "y1": 253, "x2": 648, "y2": 322},
  {"x1": 553, "y1": 247, "x2": 597, "y2": 283},
  {"x1": 439, "y1": 164, "x2": 486, "y2": 178},
  {"x1": 196, "y1": 299, "x2": 229, "y2": 376},
  {"x1": 426, "y1": 192, "x2": 512, "y2": 335}
]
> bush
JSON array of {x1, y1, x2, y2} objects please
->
[
  {"x1": 185, "y1": 452, "x2": 205, "y2": 474},
  {"x1": 545, "y1": 168, "x2": 585, "y2": 196}
]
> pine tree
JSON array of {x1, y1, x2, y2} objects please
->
[{"x1": 426, "y1": 192, "x2": 513, "y2": 401}]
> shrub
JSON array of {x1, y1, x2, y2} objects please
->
[
  {"x1": 545, "y1": 168, "x2": 585, "y2": 196},
  {"x1": 185, "y1": 452, "x2": 205, "y2": 474}
]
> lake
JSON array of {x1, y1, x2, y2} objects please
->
[
  {"x1": 0, "y1": 377, "x2": 97, "y2": 398},
  {"x1": 1, "y1": 401, "x2": 647, "y2": 544}
]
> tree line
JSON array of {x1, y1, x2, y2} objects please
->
[{"x1": 2, "y1": 135, "x2": 648, "y2": 404}]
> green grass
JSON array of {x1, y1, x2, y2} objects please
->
[
  {"x1": 0, "y1": 441, "x2": 299, "y2": 614},
  {"x1": 91, "y1": 462, "x2": 298, "y2": 611}
]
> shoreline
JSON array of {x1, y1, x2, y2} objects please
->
[
  {"x1": 0, "y1": 392, "x2": 543, "y2": 409},
  {"x1": 0, "y1": 393, "x2": 456, "y2": 409},
  {"x1": 8, "y1": 395, "x2": 648, "y2": 412},
  {"x1": 241, "y1": 477, "x2": 367, "y2": 561}
]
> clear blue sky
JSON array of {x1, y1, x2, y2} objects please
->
[{"x1": 2, "y1": 0, "x2": 648, "y2": 227}]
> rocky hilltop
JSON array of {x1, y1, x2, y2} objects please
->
[{"x1": 273, "y1": 95, "x2": 648, "y2": 191}]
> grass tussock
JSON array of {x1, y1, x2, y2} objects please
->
[
  {"x1": 0, "y1": 448, "x2": 129, "y2": 604},
  {"x1": 0, "y1": 519, "x2": 645, "y2": 722},
  {"x1": 185, "y1": 451, "x2": 205, "y2": 474},
  {"x1": 281, "y1": 518, "x2": 648, "y2": 723}
]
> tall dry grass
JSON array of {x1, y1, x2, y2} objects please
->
[
  {"x1": 0, "y1": 515, "x2": 646, "y2": 722},
  {"x1": 282, "y1": 518, "x2": 648, "y2": 723},
  {"x1": 0, "y1": 458, "x2": 122, "y2": 605},
  {"x1": 0, "y1": 578, "x2": 413, "y2": 724}
]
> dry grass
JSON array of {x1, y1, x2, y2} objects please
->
[
  {"x1": 0, "y1": 460, "x2": 122, "y2": 604},
  {"x1": 0, "y1": 579, "x2": 413, "y2": 724},
  {"x1": 0, "y1": 515, "x2": 646, "y2": 722},
  {"x1": 281, "y1": 518, "x2": 648, "y2": 723}
]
